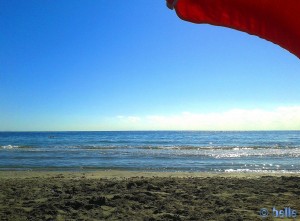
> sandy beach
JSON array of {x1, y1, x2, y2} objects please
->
[{"x1": 0, "y1": 171, "x2": 299, "y2": 221}]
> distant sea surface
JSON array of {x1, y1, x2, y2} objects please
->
[{"x1": 0, "y1": 131, "x2": 300, "y2": 173}]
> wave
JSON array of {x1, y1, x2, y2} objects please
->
[
  {"x1": 1, "y1": 144, "x2": 300, "y2": 158},
  {"x1": 1, "y1": 145, "x2": 19, "y2": 149},
  {"x1": 0, "y1": 145, "x2": 33, "y2": 149},
  {"x1": 223, "y1": 169, "x2": 300, "y2": 174},
  {"x1": 64, "y1": 145, "x2": 300, "y2": 151}
]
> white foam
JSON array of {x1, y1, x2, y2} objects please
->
[
  {"x1": 224, "y1": 169, "x2": 300, "y2": 174},
  {"x1": 1, "y1": 145, "x2": 19, "y2": 149}
]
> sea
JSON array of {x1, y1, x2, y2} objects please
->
[{"x1": 0, "y1": 131, "x2": 299, "y2": 173}]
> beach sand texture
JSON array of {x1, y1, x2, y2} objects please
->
[{"x1": 0, "y1": 171, "x2": 299, "y2": 221}]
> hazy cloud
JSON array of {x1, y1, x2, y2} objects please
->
[{"x1": 115, "y1": 106, "x2": 300, "y2": 130}]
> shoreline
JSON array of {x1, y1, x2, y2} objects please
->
[{"x1": 1, "y1": 169, "x2": 300, "y2": 179}]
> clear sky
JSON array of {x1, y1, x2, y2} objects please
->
[{"x1": 1, "y1": 0, "x2": 300, "y2": 131}]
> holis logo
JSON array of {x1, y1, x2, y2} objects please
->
[{"x1": 260, "y1": 207, "x2": 297, "y2": 218}]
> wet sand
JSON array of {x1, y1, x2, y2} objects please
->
[{"x1": 0, "y1": 171, "x2": 299, "y2": 221}]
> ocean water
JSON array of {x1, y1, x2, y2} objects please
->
[{"x1": 0, "y1": 131, "x2": 300, "y2": 173}]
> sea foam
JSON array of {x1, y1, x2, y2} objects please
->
[{"x1": 1, "y1": 145, "x2": 19, "y2": 149}]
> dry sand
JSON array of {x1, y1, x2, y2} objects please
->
[{"x1": 0, "y1": 170, "x2": 299, "y2": 220}]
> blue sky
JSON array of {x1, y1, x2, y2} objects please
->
[{"x1": 1, "y1": 0, "x2": 300, "y2": 131}]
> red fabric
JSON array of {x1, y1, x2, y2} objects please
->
[{"x1": 167, "y1": 0, "x2": 300, "y2": 58}]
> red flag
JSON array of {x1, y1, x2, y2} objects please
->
[{"x1": 167, "y1": 0, "x2": 300, "y2": 59}]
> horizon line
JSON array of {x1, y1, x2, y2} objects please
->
[{"x1": 1, "y1": 129, "x2": 300, "y2": 133}]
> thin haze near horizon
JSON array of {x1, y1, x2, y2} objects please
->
[{"x1": 1, "y1": 0, "x2": 300, "y2": 131}]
